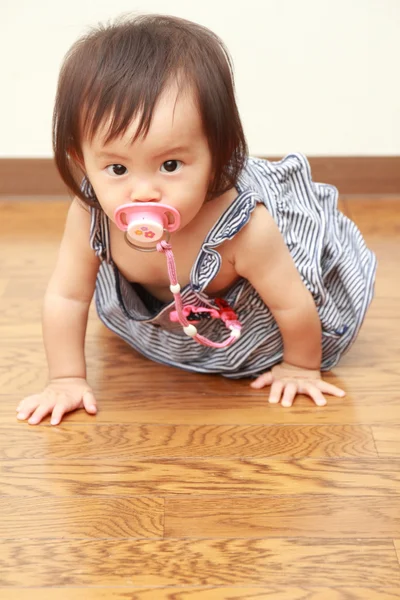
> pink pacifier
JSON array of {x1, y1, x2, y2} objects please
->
[
  {"x1": 114, "y1": 201, "x2": 242, "y2": 348},
  {"x1": 115, "y1": 202, "x2": 181, "y2": 252}
]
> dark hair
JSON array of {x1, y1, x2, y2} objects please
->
[{"x1": 53, "y1": 13, "x2": 248, "y2": 205}]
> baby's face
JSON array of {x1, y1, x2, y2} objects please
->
[{"x1": 81, "y1": 84, "x2": 213, "y2": 231}]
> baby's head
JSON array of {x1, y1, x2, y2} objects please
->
[{"x1": 53, "y1": 14, "x2": 247, "y2": 207}]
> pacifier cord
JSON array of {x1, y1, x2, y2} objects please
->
[{"x1": 156, "y1": 240, "x2": 241, "y2": 348}]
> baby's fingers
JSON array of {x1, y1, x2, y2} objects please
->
[
  {"x1": 82, "y1": 390, "x2": 98, "y2": 416},
  {"x1": 50, "y1": 402, "x2": 71, "y2": 426},
  {"x1": 250, "y1": 372, "x2": 273, "y2": 389},
  {"x1": 27, "y1": 403, "x2": 54, "y2": 425},
  {"x1": 315, "y1": 380, "x2": 345, "y2": 398},
  {"x1": 302, "y1": 383, "x2": 327, "y2": 407},
  {"x1": 16, "y1": 395, "x2": 41, "y2": 421},
  {"x1": 268, "y1": 380, "x2": 285, "y2": 404},
  {"x1": 281, "y1": 382, "x2": 299, "y2": 408},
  {"x1": 51, "y1": 390, "x2": 98, "y2": 426}
]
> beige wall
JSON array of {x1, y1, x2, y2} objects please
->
[{"x1": 1, "y1": 0, "x2": 399, "y2": 157}]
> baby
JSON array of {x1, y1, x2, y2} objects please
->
[{"x1": 17, "y1": 14, "x2": 376, "y2": 425}]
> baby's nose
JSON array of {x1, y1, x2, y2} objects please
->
[{"x1": 129, "y1": 181, "x2": 161, "y2": 203}]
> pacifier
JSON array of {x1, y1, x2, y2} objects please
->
[
  {"x1": 115, "y1": 202, "x2": 181, "y2": 252},
  {"x1": 114, "y1": 201, "x2": 242, "y2": 348}
]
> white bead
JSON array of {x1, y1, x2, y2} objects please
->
[
  {"x1": 170, "y1": 283, "x2": 181, "y2": 294},
  {"x1": 230, "y1": 328, "x2": 241, "y2": 339},
  {"x1": 183, "y1": 324, "x2": 198, "y2": 337}
]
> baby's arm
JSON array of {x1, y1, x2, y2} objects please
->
[
  {"x1": 17, "y1": 198, "x2": 100, "y2": 425},
  {"x1": 233, "y1": 204, "x2": 344, "y2": 406}
]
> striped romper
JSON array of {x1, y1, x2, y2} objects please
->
[{"x1": 88, "y1": 153, "x2": 377, "y2": 378}]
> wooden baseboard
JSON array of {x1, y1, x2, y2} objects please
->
[{"x1": 0, "y1": 156, "x2": 399, "y2": 195}]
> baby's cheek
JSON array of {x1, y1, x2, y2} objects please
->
[{"x1": 178, "y1": 202, "x2": 204, "y2": 229}]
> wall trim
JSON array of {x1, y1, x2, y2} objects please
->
[{"x1": 0, "y1": 156, "x2": 399, "y2": 195}]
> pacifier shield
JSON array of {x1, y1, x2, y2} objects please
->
[
  {"x1": 115, "y1": 202, "x2": 181, "y2": 241},
  {"x1": 127, "y1": 216, "x2": 164, "y2": 242}
]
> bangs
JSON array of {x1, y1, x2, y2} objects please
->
[
  {"x1": 80, "y1": 58, "x2": 187, "y2": 148},
  {"x1": 76, "y1": 25, "x2": 188, "y2": 147}
]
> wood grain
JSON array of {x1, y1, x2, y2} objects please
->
[
  {"x1": 0, "y1": 497, "x2": 164, "y2": 538},
  {"x1": 0, "y1": 424, "x2": 377, "y2": 459},
  {"x1": 0, "y1": 458, "x2": 399, "y2": 497},
  {"x1": 1, "y1": 588, "x2": 400, "y2": 600},
  {"x1": 3, "y1": 389, "x2": 400, "y2": 427},
  {"x1": 0, "y1": 195, "x2": 399, "y2": 595},
  {"x1": 373, "y1": 426, "x2": 400, "y2": 457},
  {"x1": 165, "y1": 496, "x2": 400, "y2": 538},
  {"x1": 0, "y1": 538, "x2": 399, "y2": 587}
]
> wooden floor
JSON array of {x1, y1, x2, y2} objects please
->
[{"x1": 0, "y1": 195, "x2": 400, "y2": 599}]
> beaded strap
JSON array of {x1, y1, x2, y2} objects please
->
[{"x1": 157, "y1": 240, "x2": 242, "y2": 348}]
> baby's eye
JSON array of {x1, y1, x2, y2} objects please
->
[
  {"x1": 106, "y1": 164, "x2": 127, "y2": 176},
  {"x1": 160, "y1": 160, "x2": 182, "y2": 173}
]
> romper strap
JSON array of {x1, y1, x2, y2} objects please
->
[{"x1": 81, "y1": 176, "x2": 111, "y2": 263}]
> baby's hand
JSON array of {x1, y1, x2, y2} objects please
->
[
  {"x1": 250, "y1": 361, "x2": 345, "y2": 407},
  {"x1": 16, "y1": 377, "x2": 97, "y2": 425}
]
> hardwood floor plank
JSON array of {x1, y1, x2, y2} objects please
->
[
  {"x1": 0, "y1": 424, "x2": 377, "y2": 460},
  {"x1": 363, "y1": 296, "x2": 400, "y2": 320},
  {"x1": 0, "y1": 199, "x2": 69, "y2": 235},
  {"x1": 0, "y1": 497, "x2": 163, "y2": 538},
  {"x1": 3, "y1": 395, "x2": 400, "y2": 426},
  {"x1": 1, "y1": 589, "x2": 400, "y2": 600},
  {"x1": 0, "y1": 458, "x2": 399, "y2": 497},
  {"x1": 344, "y1": 198, "x2": 400, "y2": 237},
  {"x1": 0, "y1": 279, "x2": 8, "y2": 298},
  {"x1": 165, "y1": 496, "x2": 400, "y2": 538},
  {"x1": 337, "y1": 327, "x2": 400, "y2": 365},
  {"x1": 372, "y1": 426, "x2": 400, "y2": 457},
  {"x1": 1, "y1": 588, "x2": 400, "y2": 600},
  {"x1": 0, "y1": 243, "x2": 60, "y2": 274},
  {"x1": 0, "y1": 538, "x2": 398, "y2": 587},
  {"x1": 394, "y1": 540, "x2": 400, "y2": 567}
]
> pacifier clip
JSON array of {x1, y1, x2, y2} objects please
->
[{"x1": 114, "y1": 202, "x2": 242, "y2": 348}]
